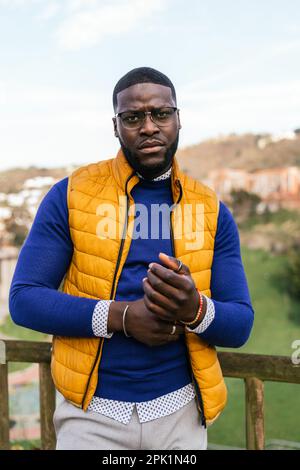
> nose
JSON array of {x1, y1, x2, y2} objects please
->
[{"x1": 139, "y1": 113, "x2": 159, "y2": 135}]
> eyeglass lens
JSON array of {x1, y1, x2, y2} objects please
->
[{"x1": 119, "y1": 107, "x2": 177, "y2": 129}]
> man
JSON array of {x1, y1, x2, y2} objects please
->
[{"x1": 9, "y1": 67, "x2": 254, "y2": 450}]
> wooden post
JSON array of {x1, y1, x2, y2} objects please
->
[
  {"x1": 39, "y1": 363, "x2": 56, "y2": 450},
  {"x1": 245, "y1": 377, "x2": 265, "y2": 450},
  {"x1": 0, "y1": 341, "x2": 10, "y2": 450}
]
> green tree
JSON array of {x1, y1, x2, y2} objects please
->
[
  {"x1": 286, "y1": 245, "x2": 300, "y2": 300},
  {"x1": 230, "y1": 189, "x2": 261, "y2": 224}
]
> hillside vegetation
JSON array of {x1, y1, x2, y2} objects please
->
[
  {"x1": 1, "y1": 133, "x2": 300, "y2": 193},
  {"x1": 208, "y1": 247, "x2": 300, "y2": 448},
  {"x1": 177, "y1": 133, "x2": 300, "y2": 179}
]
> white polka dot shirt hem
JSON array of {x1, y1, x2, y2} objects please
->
[
  {"x1": 186, "y1": 296, "x2": 215, "y2": 334},
  {"x1": 88, "y1": 383, "x2": 196, "y2": 424},
  {"x1": 92, "y1": 300, "x2": 114, "y2": 338}
]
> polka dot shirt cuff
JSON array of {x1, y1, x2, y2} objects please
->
[
  {"x1": 186, "y1": 296, "x2": 215, "y2": 334},
  {"x1": 92, "y1": 300, "x2": 114, "y2": 338}
]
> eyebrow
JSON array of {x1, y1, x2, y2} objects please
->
[{"x1": 117, "y1": 104, "x2": 173, "y2": 113}]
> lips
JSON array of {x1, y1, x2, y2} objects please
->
[
  {"x1": 139, "y1": 140, "x2": 165, "y2": 149},
  {"x1": 138, "y1": 141, "x2": 165, "y2": 153}
]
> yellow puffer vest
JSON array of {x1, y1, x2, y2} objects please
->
[{"x1": 51, "y1": 149, "x2": 227, "y2": 425}]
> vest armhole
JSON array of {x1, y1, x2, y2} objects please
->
[
  {"x1": 66, "y1": 175, "x2": 72, "y2": 227},
  {"x1": 215, "y1": 196, "x2": 220, "y2": 224}
]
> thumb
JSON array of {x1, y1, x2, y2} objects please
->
[{"x1": 158, "y1": 252, "x2": 187, "y2": 274}]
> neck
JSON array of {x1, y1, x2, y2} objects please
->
[{"x1": 137, "y1": 166, "x2": 172, "y2": 181}]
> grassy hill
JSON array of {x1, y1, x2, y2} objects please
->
[{"x1": 208, "y1": 247, "x2": 300, "y2": 448}]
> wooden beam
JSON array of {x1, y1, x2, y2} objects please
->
[
  {"x1": 2, "y1": 341, "x2": 300, "y2": 384},
  {"x1": 0, "y1": 362, "x2": 10, "y2": 450},
  {"x1": 245, "y1": 377, "x2": 265, "y2": 450},
  {"x1": 219, "y1": 351, "x2": 300, "y2": 384},
  {"x1": 4, "y1": 340, "x2": 51, "y2": 363},
  {"x1": 39, "y1": 363, "x2": 56, "y2": 450}
]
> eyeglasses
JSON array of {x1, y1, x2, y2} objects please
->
[{"x1": 115, "y1": 107, "x2": 179, "y2": 130}]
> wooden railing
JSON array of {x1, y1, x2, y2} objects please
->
[
  {"x1": 0, "y1": 339, "x2": 300, "y2": 450},
  {"x1": 0, "y1": 340, "x2": 55, "y2": 450}
]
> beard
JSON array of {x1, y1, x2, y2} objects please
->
[{"x1": 119, "y1": 133, "x2": 179, "y2": 181}]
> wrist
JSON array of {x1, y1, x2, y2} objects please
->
[
  {"x1": 185, "y1": 289, "x2": 200, "y2": 323},
  {"x1": 181, "y1": 290, "x2": 207, "y2": 328},
  {"x1": 107, "y1": 301, "x2": 129, "y2": 333},
  {"x1": 187, "y1": 295, "x2": 207, "y2": 329}
]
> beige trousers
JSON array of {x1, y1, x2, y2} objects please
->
[{"x1": 54, "y1": 397, "x2": 207, "y2": 450}]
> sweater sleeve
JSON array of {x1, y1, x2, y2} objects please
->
[
  {"x1": 198, "y1": 201, "x2": 254, "y2": 348},
  {"x1": 9, "y1": 177, "x2": 99, "y2": 337}
]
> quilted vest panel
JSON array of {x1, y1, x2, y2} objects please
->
[{"x1": 51, "y1": 149, "x2": 227, "y2": 425}]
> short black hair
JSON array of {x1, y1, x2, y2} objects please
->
[{"x1": 113, "y1": 67, "x2": 176, "y2": 111}]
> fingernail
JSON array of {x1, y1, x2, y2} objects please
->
[
  {"x1": 142, "y1": 277, "x2": 147, "y2": 282},
  {"x1": 149, "y1": 263, "x2": 153, "y2": 269}
]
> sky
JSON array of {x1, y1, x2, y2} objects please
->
[{"x1": 0, "y1": 0, "x2": 299, "y2": 170}]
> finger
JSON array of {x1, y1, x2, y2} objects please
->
[
  {"x1": 164, "y1": 325, "x2": 185, "y2": 338},
  {"x1": 143, "y1": 294, "x2": 175, "y2": 321},
  {"x1": 168, "y1": 334, "x2": 180, "y2": 343},
  {"x1": 158, "y1": 253, "x2": 190, "y2": 275},
  {"x1": 143, "y1": 278, "x2": 178, "y2": 311},
  {"x1": 147, "y1": 263, "x2": 190, "y2": 289},
  {"x1": 159, "y1": 319, "x2": 185, "y2": 336},
  {"x1": 158, "y1": 252, "x2": 179, "y2": 271},
  {"x1": 146, "y1": 269, "x2": 179, "y2": 299},
  {"x1": 175, "y1": 325, "x2": 185, "y2": 335},
  {"x1": 154, "y1": 335, "x2": 180, "y2": 346}
]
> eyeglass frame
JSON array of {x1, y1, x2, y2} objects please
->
[{"x1": 114, "y1": 106, "x2": 180, "y2": 129}]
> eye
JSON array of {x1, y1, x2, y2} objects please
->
[
  {"x1": 155, "y1": 108, "x2": 173, "y2": 119},
  {"x1": 122, "y1": 113, "x2": 140, "y2": 123}
]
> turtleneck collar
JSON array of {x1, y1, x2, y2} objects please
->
[{"x1": 136, "y1": 167, "x2": 172, "y2": 182}]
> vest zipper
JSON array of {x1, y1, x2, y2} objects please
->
[
  {"x1": 110, "y1": 172, "x2": 135, "y2": 299},
  {"x1": 187, "y1": 357, "x2": 207, "y2": 428},
  {"x1": 170, "y1": 179, "x2": 207, "y2": 428},
  {"x1": 81, "y1": 172, "x2": 135, "y2": 409}
]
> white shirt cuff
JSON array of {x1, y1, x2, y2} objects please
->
[
  {"x1": 186, "y1": 296, "x2": 215, "y2": 334},
  {"x1": 92, "y1": 300, "x2": 114, "y2": 338}
]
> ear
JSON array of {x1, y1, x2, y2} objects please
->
[
  {"x1": 112, "y1": 117, "x2": 119, "y2": 138},
  {"x1": 177, "y1": 110, "x2": 182, "y2": 130}
]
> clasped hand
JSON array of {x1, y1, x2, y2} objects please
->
[{"x1": 143, "y1": 252, "x2": 199, "y2": 324}]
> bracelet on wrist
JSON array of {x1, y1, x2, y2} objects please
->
[
  {"x1": 181, "y1": 289, "x2": 203, "y2": 326},
  {"x1": 122, "y1": 304, "x2": 131, "y2": 337}
]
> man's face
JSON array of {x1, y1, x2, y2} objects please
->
[{"x1": 113, "y1": 83, "x2": 181, "y2": 179}]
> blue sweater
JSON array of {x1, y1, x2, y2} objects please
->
[
  {"x1": 9, "y1": 175, "x2": 254, "y2": 401},
  {"x1": 95, "y1": 176, "x2": 192, "y2": 401}
]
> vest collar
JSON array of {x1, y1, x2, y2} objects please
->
[{"x1": 112, "y1": 148, "x2": 182, "y2": 203}]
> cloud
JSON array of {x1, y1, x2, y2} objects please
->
[
  {"x1": 179, "y1": 39, "x2": 300, "y2": 96},
  {"x1": 178, "y1": 80, "x2": 300, "y2": 145},
  {"x1": 67, "y1": 0, "x2": 99, "y2": 12},
  {"x1": 0, "y1": 0, "x2": 42, "y2": 7},
  {"x1": 0, "y1": 82, "x2": 108, "y2": 111},
  {"x1": 37, "y1": 1, "x2": 61, "y2": 20},
  {"x1": 56, "y1": 0, "x2": 168, "y2": 50},
  {"x1": 0, "y1": 82, "x2": 115, "y2": 170},
  {"x1": 270, "y1": 40, "x2": 300, "y2": 56},
  {"x1": 1, "y1": 79, "x2": 299, "y2": 171}
]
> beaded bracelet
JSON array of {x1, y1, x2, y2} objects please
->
[{"x1": 181, "y1": 289, "x2": 203, "y2": 326}]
